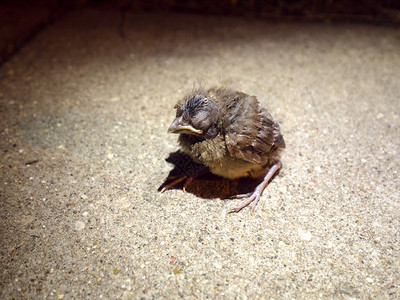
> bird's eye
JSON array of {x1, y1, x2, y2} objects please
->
[{"x1": 191, "y1": 110, "x2": 210, "y2": 129}]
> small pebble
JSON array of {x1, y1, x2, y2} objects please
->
[
  {"x1": 214, "y1": 262, "x2": 223, "y2": 269},
  {"x1": 75, "y1": 221, "x2": 85, "y2": 231},
  {"x1": 314, "y1": 166, "x2": 322, "y2": 173},
  {"x1": 299, "y1": 229, "x2": 312, "y2": 241}
]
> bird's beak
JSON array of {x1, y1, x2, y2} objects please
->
[{"x1": 168, "y1": 117, "x2": 203, "y2": 135}]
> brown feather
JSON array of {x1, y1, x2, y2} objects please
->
[
  {"x1": 169, "y1": 87, "x2": 285, "y2": 179},
  {"x1": 167, "y1": 87, "x2": 286, "y2": 212},
  {"x1": 224, "y1": 96, "x2": 285, "y2": 168}
]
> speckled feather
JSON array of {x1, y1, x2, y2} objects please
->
[{"x1": 174, "y1": 87, "x2": 285, "y2": 179}]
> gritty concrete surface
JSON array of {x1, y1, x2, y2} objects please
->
[{"x1": 1, "y1": 7, "x2": 400, "y2": 299}]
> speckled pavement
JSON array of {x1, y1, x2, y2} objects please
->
[{"x1": 1, "y1": 8, "x2": 399, "y2": 299}]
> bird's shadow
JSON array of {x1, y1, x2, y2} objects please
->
[{"x1": 158, "y1": 151, "x2": 262, "y2": 200}]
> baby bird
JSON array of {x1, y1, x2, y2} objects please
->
[{"x1": 166, "y1": 87, "x2": 285, "y2": 213}]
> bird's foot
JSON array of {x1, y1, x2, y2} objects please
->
[
  {"x1": 182, "y1": 177, "x2": 193, "y2": 192},
  {"x1": 160, "y1": 176, "x2": 188, "y2": 193},
  {"x1": 227, "y1": 161, "x2": 282, "y2": 213},
  {"x1": 230, "y1": 192, "x2": 252, "y2": 199},
  {"x1": 228, "y1": 187, "x2": 262, "y2": 214},
  {"x1": 160, "y1": 176, "x2": 194, "y2": 193}
]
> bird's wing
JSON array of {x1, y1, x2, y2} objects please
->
[{"x1": 224, "y1": 98, "x2": 285, "y2": 166}]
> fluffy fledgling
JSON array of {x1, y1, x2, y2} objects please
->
[{"x1": 165, "y1": 87, "x2": 285, "y2": 213}]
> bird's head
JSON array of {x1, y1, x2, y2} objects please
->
[{"x1": 168, "y1": 93, "x2": 220, "y2": 138}]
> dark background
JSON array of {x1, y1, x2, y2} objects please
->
[{"x1": 1, "y1": 0, "x2": 400, "y2": 64}]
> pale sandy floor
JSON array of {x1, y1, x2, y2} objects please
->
[{"x1": 1, "y1": 8, "x2": 399, "y2": 298}]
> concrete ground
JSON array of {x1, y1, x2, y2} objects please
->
[{"x1": 1, "y1": 7, "x2": 399, "y2": 299}]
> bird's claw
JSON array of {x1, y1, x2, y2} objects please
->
[
  {"x1": 228, "y1": 161, "x2": 282, "y2": 213},
  {"x1": 230, "y1": 192, "x2": 252, "y2": 199},
  {"x1": 228, "y1": 192, "x2": 259, "y2": 213},
  {"x1": 228, "y1": 191, "x2": 261, "y2": 213},
  {"x1": 182, "y1": 177, "x2": 193, "y2": 192},
  {"x1": 160, "y1": 176, "x2": 188, "y2": 193}
]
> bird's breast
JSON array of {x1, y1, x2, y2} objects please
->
[
  {"x1": 179, "y1": 134, "x2": 265, "y2": 179},
  {"x1": 207, "y1": 157, "x2": 265, "y2": 179}
]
